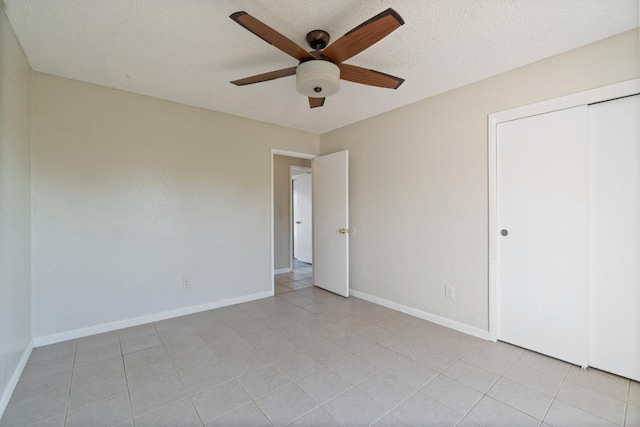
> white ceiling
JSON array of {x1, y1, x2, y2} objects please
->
[{"x1": 4, "y1": 1, "x2": 638, "y2": 134}]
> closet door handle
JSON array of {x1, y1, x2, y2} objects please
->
[{"x1": 501, "y1": 229, "x2": 509, "y2": 236}]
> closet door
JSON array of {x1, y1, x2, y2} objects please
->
[
  {"x1": 497, "y1": 106, "x2": 589, "y2": 366},
  {"x1": 589, "y1": 95, "x2": 640, "y2": 381}
]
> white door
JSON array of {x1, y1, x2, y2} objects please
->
[
  {"x1": 313, "y1": 150, "x2": 349, "y2": 297},
  {"x1": 293, "y1": 173, "x2": 312, "y2": 264},
  {"x1": 497, "y1": 106, "x2": 589, "y2": 366},
  {"x1": 589, "y1": 95, "x2": 640, "y2": 381}
]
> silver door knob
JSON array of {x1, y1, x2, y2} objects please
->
[{"x1": 501, "y1": 229, "x2": 508, "y2": 236}]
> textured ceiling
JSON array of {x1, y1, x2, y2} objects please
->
[{"x1": 4, "y1": 0, "x2": 639, "y2": 134}]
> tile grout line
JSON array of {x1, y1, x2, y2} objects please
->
[
  {"x1": 623, "y1": 379, "x2": 631, "y2": 427},
  {"x1": 224, "y1": 357, "x2": 290, "y2": 426},
  {"x1": 365, "y1": 335, "x2": 487, "y2": 427},
  {"x1": 276, "y1": 382, "x2": 324, "y2": 427},
  {"x1": 62, "y1": 340, "x2": 78, "y2": 427},
  {"x1": 155, "y1": 319, "x2": 206, "y2": 426},
  {"x1": 185, "y1": 308, "x2": 298, "y2": 426},
  {"x1": 540, "y1": 358, "x2": 573, "y2": 425},
  {"x1": 557, "y1": 366, "x2": 631, "y2": 425},
  {"x1": 118, "y1": 334, "x2": 136, "y2": 427},
  {"x1": 435, "y1": 342, "x2": 492, "y2": 426},
  {"x1": 253, "y1": 291, "x2": 398, "y2": 426},
  {"x1": 181, "y1": 314, "x2": 214, "y2": 427},
  {"x1": 468, "y1": 345, "x2": 564, "y2": 426},
  {"x1": 431, "y1": 339, "x2": 522, "y2": 426},
  {"x1": 284, "y1": 287, "x2": 447, "y2": 425},
  {"x1": 19, "y1": 344, "x2": 77, "y2": 427},
  {"x1": 354, "y1": 340, "x2": 456, "y2": 427}
]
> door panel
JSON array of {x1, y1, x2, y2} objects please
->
[
  {"x1": 313, "y1": 150, "x2": 349, "y2": 297},
  {"x1": 589, "y1": 95, "x2": 640, "y2": 381},
  {"x1": 293, "y1": 173, "x2": 312, "y2": 264},
  {"x1": 497, "y1": 106, "x2": 589, "y2": 366}
]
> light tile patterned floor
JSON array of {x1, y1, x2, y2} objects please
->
[{"x1": 2, "y1": 269, "x2": 639, "y2": 426}]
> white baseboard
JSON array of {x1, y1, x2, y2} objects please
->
[
  {"x1": 33, "y1": 290, "x2": 273, "y2": 347},
  {"x1": 350, "y1": 290, "x2": 490, "y2": 340},
  {"x1": 0, "y1": 339, "x2": 33, "y2": 418},
  {"x1": 273, "y1": 268, "x2": 291, "y2": 274}
]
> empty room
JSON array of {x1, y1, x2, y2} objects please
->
[{"x1": 1, "y1": 1, "x2": 639, "y2": 426}]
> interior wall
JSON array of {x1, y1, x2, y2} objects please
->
[
  {"x1": 320, "y1": 29, "x2": 640, "y2": 332},
  {"x1": 273, "y1": 155, "x2": 311, "y2": 271},
  {"x1": 30, "y1": 73, "x2": 319, "y2": 340},
  {"x1": 0, "y1": 8, "x2": 32, "y2": 411}
]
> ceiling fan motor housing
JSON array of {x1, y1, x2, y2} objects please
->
[{"x1": 296, "y1": 60, "x2": 340, "y2": 97}]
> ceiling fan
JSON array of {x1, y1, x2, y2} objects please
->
[{"x1": 229, "y1": 8, "x2": 405, "y2": 108}]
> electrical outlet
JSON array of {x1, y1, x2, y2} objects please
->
[
  {"x1": 182, "y1": 279, "x2": 190, "y2": 289},
  {"x1": 445, "y1": 284, "x2": 455, "y2": 298}
]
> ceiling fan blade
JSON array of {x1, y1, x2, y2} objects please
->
[
  {"x1": 230, "y1": 11, "x2": 314, "y2": 61},
  {"x1": 231, "y1": 67, "x2": 297, "y2": 86},
  {"x1": 309, "y1": 97, "x2": 325, "y2": 108},
  {"x1": 322, "y1": 8, "x2": 404, "y2": 63},
  {"x1": 339, "y1": 64, "x2": 404, "y2": 89}
]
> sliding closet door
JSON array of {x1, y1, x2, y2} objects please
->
[
  {"x1": 497, "y1": 106, "x2": 589, "y2": 366},
  {"x1": 589, "y1": 95, "x2": 640, "y2": 381}
]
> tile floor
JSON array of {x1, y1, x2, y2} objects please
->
[
  {"x1": 2, "y1": 270, "x2": 638, "y2": 426},
  {"x1": 291, "y1": 259, "x2": 312, "y2": 271}
]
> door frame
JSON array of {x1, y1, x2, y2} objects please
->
[
  {"x1": 271, "y1": 150, "x2": 316, "y2": 295},
  {"x1": 487, "y1": 78, "x2": 640, "y2": 341},
  {"x1": 290, "y1": 166, "x2": 312, "y2": 269}
]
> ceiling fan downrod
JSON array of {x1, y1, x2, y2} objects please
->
[{"x1": 306, "y1": 30, "x2": 330, "y2": 51}]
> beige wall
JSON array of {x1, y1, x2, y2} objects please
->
[
  {"x1": 30, "y1": 73, "x2": 319, "y2": 339},
  {"x1": 273, "y1": 155, "x2": 311, "y2": 271},
  {"x1": 320, "y1": 29, "x2": 640, "y2": 332},
  {"x1": 0, "y1": 9, "x2": 32, "y2": 411}
]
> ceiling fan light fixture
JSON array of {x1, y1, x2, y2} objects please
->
[{"x1": 296, "y1": 60, "x2": 340, "y2": 98}]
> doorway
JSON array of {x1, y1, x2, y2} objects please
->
[
  {"x1": 292, "y1": 168, "x2": 312, "y2": 269},
  {"x1": 272, "y1": 151, "x2": 314, "y2": 294},
  {"x1": 271, "y1": 149, "x2": 350, "y2": 297}
]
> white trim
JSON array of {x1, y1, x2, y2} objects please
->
[
  {"x1": 289, "y1": 167, "x2": 294, "y2": 272},
  {"x1": 274, "y1": 268, "x2": 291, "y2": 274},
  {"x1": 0, "y1": 339, "x2": 33, "y2": 418},
  {"x1": 33, "y1": 291, "x2": 272, "y2": 347},
  {"x1": 488, "y1": 107, "x2": 498, "y2": 342},
  {"x1": 350, "y1": 290, "x2": 490, "y2": 340},
  {"x1": 291, "y1": 166, "x2": 312, "y2": 175},
  {"x1": 271, "y1": 152, "x2": 275, "y2": 295},
  {"x1": 272, "y1": 149, "x2": 316, "y2": 160},
  {"x1": 490, "y1": 79, "x2": 640, "y2": 124},
  {"x1": 487, "y1": 78, "x2": 640, "y2": 342}
]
